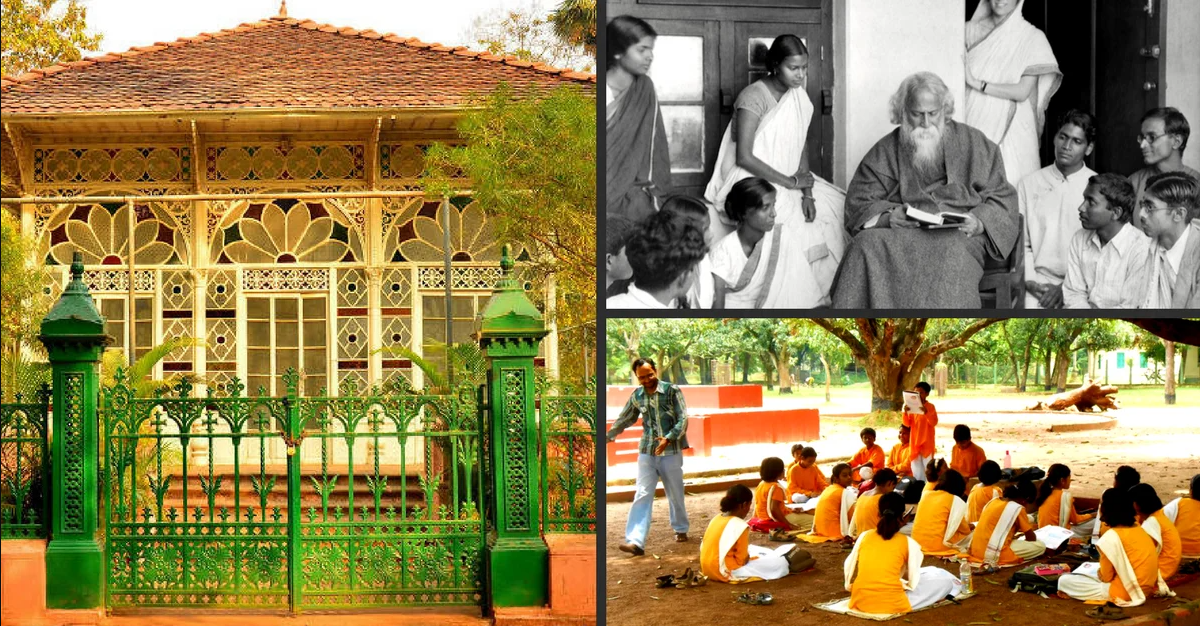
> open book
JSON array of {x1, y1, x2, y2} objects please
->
[
  {"x1": 905, "y1": 205, "x2": 968, "y2": 229},
  {"x1": 902, "y1": 391, "x2": 924, "y2": 415}
]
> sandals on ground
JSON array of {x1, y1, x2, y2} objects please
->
[
  {"x1": 1085, "y1": 604, "x2": 1126, "y2": 621},
  {"x1": 736, "y1": 592, "x2": 774, "y2": 605}
]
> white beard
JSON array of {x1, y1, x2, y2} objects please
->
[{"x1": 903, "y1": 123, "x2": 945, "y2": 181}]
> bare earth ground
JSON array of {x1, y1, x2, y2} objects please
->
[{"x1": 604, "y1": 408, "x2": 1200, "y2": 625}]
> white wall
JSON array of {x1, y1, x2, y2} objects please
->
[
  {"x1": 834, "y1": 0, "x2": 966, "y2": 188},
  {"x1": 1165, "y1": 0, "x2": 1200, "y2": 173}
]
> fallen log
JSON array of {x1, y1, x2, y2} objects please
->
[{"x1": 1027, "y1": 381, "x2": 1119, "y2": 412}]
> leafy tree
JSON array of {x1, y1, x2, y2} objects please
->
[
  {"x1": 423, "y1": 84, "x2": 595, "y2": 382},
  {"x1": 549, "y1": 0, "x2": 596, "y2": 56},
  {"x1": 789, "y1": 320, "x2": 853, "y2": 401},
  {"x1": 1, "y1": 0, "x2": 102, "y2": 76},
  {"x1": 464, "y1": 1, "x2": 593, "y2": 72},
  {"x1": 809, "y1": 318, "x2": 1002, "y2": 411},
  {"x1": 1, "y1": 210, "x2": 51, "y2": 400}
]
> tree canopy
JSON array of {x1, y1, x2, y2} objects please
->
[
  {"x1": 464, "y1": 1, "x2": 593, "y2": 72},
  {"x1": 1, "y1": 0, "x2": 101, "y2": 76}
]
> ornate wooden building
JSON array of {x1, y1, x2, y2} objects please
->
[{"x1": 1, "y1": 11, "x2": 594, "y2": 412}]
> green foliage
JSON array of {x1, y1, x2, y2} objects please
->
[
  {"x1": 464, "y1": 1, "x2": 593, "y2": 71},
  {"x1": 858, "y1": 409, "x2": 903, "y2": 429},
  {"x1": 1, "y1": 0, "x2": 102, "y2": 76},
  {"x1": 549, "y1": 0, "x2": 596, "y2": 56},
  {"x1": 376, "y1": 341, "x2": 486, "y2": 393},
  {"x1": 0, "y1": 349, "x2": 49, "y2": 402},
  {"x1": 422, "y1": 84, "x2": 595, "y2": 379},
  {"x1": 1, "y1": 211, "x2": 51, "y2": 400}
]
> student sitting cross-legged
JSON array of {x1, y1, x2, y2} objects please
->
[
  {"x1": 700, "y1": 485, "x2": 814, "y2": 583},
  {"x1": 850, "y1": 468, "x2": 898, "y2": 537},
  {"x1": 844, "y1": 492, "x2": 964, "y2": 615},
  {"x1": 921, "y1": 458, "x2": 949, "y2": 500},
  {"x1": 1057, "y1": 488, "x2": 1170, "y2": 607},
  {"x1": 887, "y1": 425, "x2": 913, "y2": 478},
  {"x1": 748, "y1": 456, "x2": 808, "y2": 532},
  {"x1": 949, "y1": 425, "x2": 986, "y2": 478},
  {"x1": 787, "y1": 445, "x2": 828, "y2": 503},
  {"x1": 1130, "y1": 483, "x2": 1182, "y2": 580},
  {"x1": 850, "y1": 427, "x2": 886, "y2": 484},
  {"x1": 912, "y1": 469, "x2": 972, "y2": 557},
  {"x1": 1093, "y1": 465, "x2": 1144, "y2": 544},
  {"x1": 967, "y1": 478, "x2": 1045, "y2": 568},
  {"x1": 1035, "y1": 463, "x2": 1096, "y2": 539},
  {"x1": 967, "y1": 460, "x2": 1004, "y2": 524},
  {"x1": 797, "y1": 463, "x2": 857, "y2": 543},
  {"x1": 1163, "y1": 474, "x2": 1200, "y2": 560}
]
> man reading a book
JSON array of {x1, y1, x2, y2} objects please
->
[{"x1": 832, "y1": 72, "x2": 1020, "y2": 308}]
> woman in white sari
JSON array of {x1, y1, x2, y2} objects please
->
[
  {"x1": 964, "y1": 0, "x2": 1062, "y2": 187},
  {"x1": 703, "y1": 35, "x2": 847, "y2": 308}
]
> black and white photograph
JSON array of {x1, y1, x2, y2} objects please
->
[{"x1": 604, "y1": 0, "x2": 1200, "y2": 310}]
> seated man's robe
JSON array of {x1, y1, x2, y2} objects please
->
[{"x1": 832, "y1": 121, "x2": 1019, "y2": 308}]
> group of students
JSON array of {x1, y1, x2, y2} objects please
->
[{"x1": 699, "y1": 442, "x2": 1200, "y2": 615}]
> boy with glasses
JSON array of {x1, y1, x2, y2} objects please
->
[
  {"x1": 1129, "y1": 107, "x2": 1199, "y2": 220},
  {"x1": 1132, "y1": 171, "x2": 1200, "y2": 308}
]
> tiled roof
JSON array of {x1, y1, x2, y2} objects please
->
[{"x1": 0, "y1": 16, "x2": 595, "y2": 115}]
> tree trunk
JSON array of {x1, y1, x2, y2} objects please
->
[
  {"x1": 741, "y1": 353, "x2": 751, "y2": 384},
  {"x1": 761, "y1": 354, "x2": 775, "y2": 390},
  {"x1": 671, "y1": 358, "x2": 689, "y2": 385},
  {"x1": 1053, "y1": 348, "x2": 1071, "y2": 393},
  {"x1": 1018, "y1": 339, "x2": 1034, "y2": 392},
  {"x1": 777, "y1": 345, "x2": 793, "y2": 394},
  {"x1": 820, "y1": 353, "x2": 832, "y2": 402},
  {"x1": 1028, "y1": 381, "x2": 1120, "y2": 412},
  {"x1": 1179, "y1": 345, "x2": 1189, "y2": 385},
  {"x1": 1165, "y1": 341, "x2": 1176, "y2": 405},
  {"x1": 700, "y1": 358, "x2": 712, "y2": 385},
  {"x1": 1041, "y1": 351, "x2": 1053, "y2": 391}
]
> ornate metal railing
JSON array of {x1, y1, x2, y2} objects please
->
[
  {"x1": 102, "y1": 368, "x2": 484, "y2": 611},
  {"x1": 0, "y1": 387, "x2": 52, "y2": 539},
  {"x1": 538, "y1": 385, "x2": 596, "y2": 534}
]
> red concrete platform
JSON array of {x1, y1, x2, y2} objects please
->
[
  {"x1": 606, "y1": 385, "x2": 763, "y2": 409},
  {"x1": 606, "y1": 407, "x2": 820, "y2": 466}
]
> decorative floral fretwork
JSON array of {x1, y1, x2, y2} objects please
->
[
  {"x1": 212, "y1": 199, "x2": 362, "y2": 264},
  {"x1": 418, "y1": 266, "x2": 503, "y2": 291},
  {"x1": 47, "y1": 203, "x2": 184, "y2": 266},
  {"x1": 206, "y1": 144, "x2": 364, "y2": 182},
  {"x1": 502, "y1": 369, "x2": 530, "y2": 532},
  {"x1": 337, "y1": 268, "x2": 367, "y2": 307},
  {"x1": 379, "y1": 143, "x2": 433, "y2": 180},
  {"x1": 384, "y1": 199, "x2": 502, "y2": 263},
  {"x1": 205, "y1": 270, "x2": 236, "y2": 308},
  {"x1": 34, "y1": 146, "x2": 191, "y2": 184},
  {"x1": 380, "y1": 268, "x2": 411, "y2": 307},
  {"x1": 82, "y1": 269, "x2": 155, "y2": 293},
  {"x1": 242, "y1": 268, "x2": 330, "y2": 291},
  {"x1": 61, "y1": 373, "x2": 85, "y2": 533},
  {"x1": 161, "y1": 270, "x2": 193, "y2": 309}
]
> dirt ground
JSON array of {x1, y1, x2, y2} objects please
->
[{"x1": 604, "y1": 409, "x2": 1200, "y2": 625}]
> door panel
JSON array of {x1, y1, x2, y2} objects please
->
[{"x1": 1095, "y1": 0, "x2": 1162, "y2": 175}]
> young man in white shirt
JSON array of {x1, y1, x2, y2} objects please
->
[
  {"x1": 1062, "y1": 173, "x2": 1150, "y2": 309},
  {"x1": 1018, "y1": 110, "x2": 1097, "y2": 309},
  {"x1": 606, "y1": 210, "x2": 709, "y2": 309},
  {"x1": 1135, "y1": 171, "x2": 1200, "y2": 308},
  {"x1": 1129, "y1": 108, "x2": 1199, "y2": 219}
]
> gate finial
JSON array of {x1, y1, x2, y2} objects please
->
[{"x1": 278, "y1": 0, "x2": 287, "y2": 18}]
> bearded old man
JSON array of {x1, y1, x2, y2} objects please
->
[{"x1": 832, "y1": 72, "x2": 1020, "y2": 308}]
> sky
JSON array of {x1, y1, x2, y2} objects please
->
[{"x1": 80, "y1": 0, "x2": 545, "y2": 56}]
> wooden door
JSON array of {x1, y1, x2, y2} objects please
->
[
  {"x1": 608, "y1": 0, "x2": 834, "y2": 197},
  {"x1": 1094, "y1": 0, "x2": 1165, "y2": 175}
]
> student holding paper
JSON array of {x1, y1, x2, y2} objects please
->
[
  {"x1": 1057, "y1": 488, "x2": 1168, "y2": 608},
  {"x1": 1035, "y1": 463, "x2": 1096, "y2": 539},
  {"x1": 967, "y1": 478, "x2": 1045, "y2": 567},
  {"x1": 902, "y1": 382, "x2": 938, "y2": 481}
]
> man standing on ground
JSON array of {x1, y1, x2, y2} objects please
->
[
  {"x1": 607, "y1": 358, "x2": 690, "y2": 556},
  {"x1": 903, "y1": 382, "x2": 938, "y2": 482}
]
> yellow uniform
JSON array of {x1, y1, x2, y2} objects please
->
[
  {"x1": 968, "y1": 498, "x2": 1034, "y2": 566},
  {"x1": 950, "y1": 442, "x2": 987, "y2": 478},
  {"x1": 753, "y1": 481, "x2": 785, "y2": 523},
  {"x1": 814, "y1": 484, "x2": 847, "y2": 538},
  {"x1": 848, "y1": 531, "x2": 914, "y2": 614},
  {"x1": 1176, "y1": 498, "x2": 1200, "y2": 557},
  {"x1": 1037, "y1": 489, "x2": 1091, "y2": 528},
  {"x1": 852, "y1": 493, "x2": 884, "y2": 536},
  {"x1": 1148, "y1": 509, "x2": 1182, "y2": 579},
  {"x1": 1101, "y1": 526, "x2": 1159, "y2": 604},
  {"x1": 887, "y1": 443, "x2": 912, "y2": 477},
  {"x1": 850, "y1": 444, "x2": 886, "y2": 482},
  {"x1": 700, "y1": 514, "x2": 750, "y2": 583},
  {"x1": 967, "y1": 484, "x2": 1002, "y2": 524},
  {"x1": 912, "y1": 490, "x2": 970, "y2": 555},
  {"x1": 787, "y1": 464, "x2": 828, "y2": 501}
]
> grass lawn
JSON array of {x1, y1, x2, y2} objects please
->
[{"x1": 754, "y1": 381, "x2": 1198, "y2": 409}]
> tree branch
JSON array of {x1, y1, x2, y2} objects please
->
[{"x1": 811, "y1": 319, "x2": 868, "y2": 361}]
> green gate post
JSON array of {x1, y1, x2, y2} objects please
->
[
  {"x1": 39, "y1": 252, "x2": 112, "y2": 608},
  {"x1": 479, "y1": 246, "x2": 549, "y2": 608}
]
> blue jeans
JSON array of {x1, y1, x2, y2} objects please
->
[{"x1": 625, "y1": 453, "x2": 688, "y2": 547}]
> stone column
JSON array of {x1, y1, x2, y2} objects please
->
[
  {"x1": 479, "y1": 246, "x2": 548, "y2": 608},
  {"x1": 39, "y1": 252, "x2": 112, "y2": 609}
]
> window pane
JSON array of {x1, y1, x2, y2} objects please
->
[
  {"x1": 303, "y1": 298, "x2": 324, "y2": 319},
  {"x1": 276, "y1": 299, "x2": 298, "y2": 320},
  {"x1": 247, "y1": 298, "x2": 269, "y2": 319},
  {"x1": 451, "y1": 295, "x2": 474, "y2": 318},
  {"x1": 277, "y1": 322, "x2": 298, "y2": 347},
  {"x1": 304, "y1": 348, "x2": 327, "y2": 375},
  {"x1": 423, "y1": 295, "x2": 445, "y2": 317},
  {"x1": 649, "y1": 36, "x2": 703, "y2": 101},
  {"x1": 277, "y1": 349, "x2": 298, "y2": 372},
  {"x1": 304, "y1": 321, "x2": 326, "y2": 346},
  {"x1": 661, "y1": 105, "x2": 705, "y2": 173},
  {"x1": 248, "y1": 348, "x2": 271, "y2": 374},
  {"x1": 247, "y1": 322, "x2": 271, "y2": 347}
]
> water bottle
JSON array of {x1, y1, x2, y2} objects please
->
[
  {"x1": 959, "y1": 559, "x2": 973, "y2": 594},
  {"x1": 1003, "y1": 450, "x2": 1012, "y2": 470}
]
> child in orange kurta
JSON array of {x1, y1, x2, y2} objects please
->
[
  {"x1": 786, "y1": 446, "x2": 828, "y2": 502},
  {"x1": 700, "y1": 484, "x2": 792, "y2": 583},
  {"x1": 850, "y1": 428, "x2": 886, "y2": 483},
  {"x1": 812, "y1": 463, "x2": 855, "y2": 540},
  {"x1": 888, "y1": 425, "x2": 913, "y2": 477},
  {"x1": 912, "y1": 469, "x2": 971, "y2": 556},
  {"x1": 1130, "y1": 483, "x2": 1182, "y2": 580},
  {"x1": 1170, "y1": 474, "x2": 1200, "y2": 558},
  {"x1": 968, "y1": 479, "x2": 1045, "y2": 566},
  {"x1": 967, "y1": 460, "x2": 1003, "y2": 524},
  {"x1": 1035, "y1": 464, "x2": 1096, "y2": 538},
  {"x1": 748, "y1": 457, "x2": 806, "y2": 532},
  {"x1": 851, "y1": 468, "x2": 898, "y2": 537},
  {"x1": 846, "y1": 492, "x2": 963, "y2": 615},
  {"x1": 949, "y1": 424, "x2": 987, "y2": 478},
  {"x1": 902, "y1": 382, "x2": 938, "y2": 481},
  {"x1": 1057, "y1": 488, "x2": 1162, "y2": 605}
]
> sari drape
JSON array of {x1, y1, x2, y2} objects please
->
[
  {"x1": 703, "y1": 84, "x2": 848, "y2": 308},
  {"x1": 965, "y1": 0, "x2": 1061, "y2": 187},
  {"x1": 606, "y1": 75, "x2": 673, "y2": 225}
]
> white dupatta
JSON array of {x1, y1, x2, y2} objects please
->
[
  {"x1": 1162, "y1": 498, "x2": 1180, "y2": 525},
  {"x1": 1095, "y1": 529, "x2": 1172, "y2": 608},
  {"x1": 943, "y1": 495, "x2": 970, "y2": 551},
  {"x1": 844, "y1": 531, "x2": 924, "y2": 593},
  {"x1": 812, "y1": 485, "x2": 859, "y2": 538},
  {"x1": 1059, "y1": 489, "x2": 1075, "y2": 528},
  {"x1": 703, "y1": 83, "x2": 847, "y2": 307},
  {"x1": 714, "y1": 515, "x2": 752, "y2": 582},
  {"x1": 980, "y1": 501, "x2": 1024, "y2": 566},
  {"x1": 964, "y1": 0, "x2": 1061, "y2": 184}
]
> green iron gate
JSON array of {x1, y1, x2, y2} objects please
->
[{"x1": 102, "y1": 369, "x2": 485, "y2": 612}]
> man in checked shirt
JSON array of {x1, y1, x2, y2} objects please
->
[{"x1": 607, "y1": 357, "x2": 691, "y2": 556}]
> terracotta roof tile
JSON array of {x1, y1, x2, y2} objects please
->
[{"x1": 0, "y1": 17, "x2": 594, "y2": 115}]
